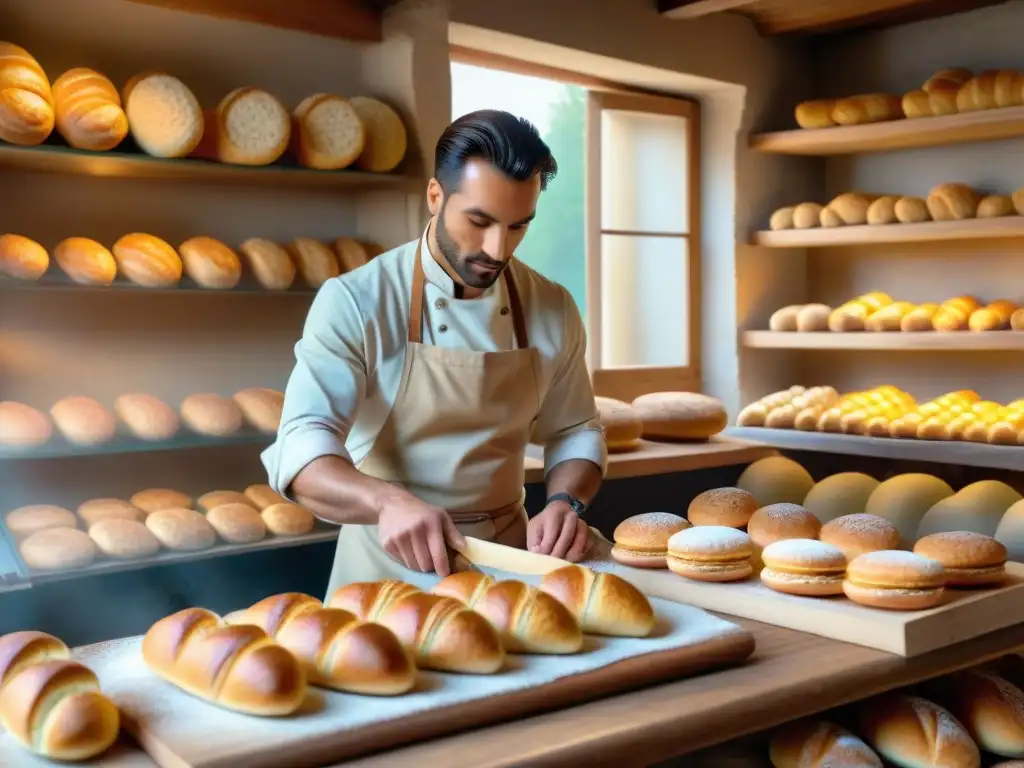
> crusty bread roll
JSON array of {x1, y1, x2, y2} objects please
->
[
  {"x1": 142, "y1": 607, "x2": 306, "y2": 715},
  {"x1": 831, "y1": 94, "x2": 903, "y2": 125},
  {"x1": 333, "y1": 237, "x2": 371, "y2": 273},
  {"x1": 49, "y1": 396, "x2": 116, "y2": 446},
  {"x1": 293, "y1": 93, "x2": 365, "y2": 170},
  {"x1": 796, "y1": 304, "x2": 831, "y2": 332},
  {"x1": 860, "y1": 695, "x2": 979, "y2": 768},
  {"x1": 233, "y1": 387, "x2": 284, "y2": 434},
  {"x1": 215, "y1": 87, "x2": 290, "y2": 166},
  {"x1": 595, "y1": 395, "x2": 643, "y2": 452},
  {"x1": 226, "y1": 593, "x2": 416, "y2": 695},
  {"x1": 631, "y1": 391, "x2": 727, "y2": 441},
  {"x1": 611, "y1": 512, "x2": 689, "y2": 569},
  {"x1": 0, "y1": 234, "x2": 48, "y2": 280},
  {"x1": 53, "y1": 237, "x2": 117, "y2": 286},
  {"x1": 769, "y1": 305, "x2": 801, "y2": 331},
  {"x1": 901, "y1": 303, "x2": 940, "y2": 332},
  {"x1": 865, "y1": 301, "x2": 916, "y2": 332},
  {"x1": 350, "y1": 96, "x2": 407, "y2": 172},
  {"x1": 0, "y1": 633, "x2": 119, "y2": 761},
  {"x1": 19, "y1": 527, "x2": 97, "y2": 571},
  {"x1": 0, "y1": 42, "x2": 54, "y2": 146},
  {"x1": 197, "y1": 490, "x2": 252, "y2": 512},
  {"x1": 539, "y1": 564, "x2": 655, "y2": 637},
  {"x1": 958, "y1": 70, "x2": 1024, "y2": 112},
  {"x1": 688, "y1": 486, "x2": 759, "y2": 528},
  {"x1": 795, "y1": 99, "x2": 836, "y2": 129},
  {"x1": 329, "y1": 581, "x2": 505, "y2": 673},
  {"x1": 145, "y1": 508, "x2": 216, "y2": 551},
  {"x1": 77, "y1": 498, "x2": 145, "y2": 527},
  {"x1": 111, "y1": 233, "x2": 182, "y2": 287},
  {"x1": 894, "y1": 195, "x2": 931, "y2": 223},
  {"x1": 820, "y1": 193, "x2": 877, "y2": 227},
  {"x1": 238, "y1": 238, "x2": 296, "y2": 290},
  {"x1": 948, "y1": 669, "x2": 1024, "y2": 758},
  {"x1": 927, "y1": 183, "x2": 981, "y2": 221},
  {"x1": 261, "y1": 502, "x2": 315, "y2": 536},
  {"x1": 867, "y1": 195, "x2": 899, "y2": 225},
  {"x1": 206, "y1": 503, "x2": 266, "y2": 544},
  {"x1": 770, "y1": 206, "x2": 795, "y2": 230},
  {"x1": 289, "y1": 238, "x2": 340, "y2": 288},
  {"x1": 52, "y1": 68, "x2": 127, "y2": 151},
  {"x1": 130, "y1": 488, "x2": 192, "y2": 514},
  {"x1": 122, "y1": 70, "x2": 203, "y2": 158},
  {"x1": 114, "y1": 393, "x2": 179, "y2": 441},
  {"x1": 770, "y1": 719, "x2": 882, "y2": 768},
  {"x1": 89, "y1": 518, "x2": 161, "y2": 559},
  {"x1": 180, "y1": 393, "x2": 244, "y2": 437},
  {"x1": 0, "y1": 401, "x2": 53, "y2": 447},
  {"x1": 902, "y1": 88, "x2": 959, "y2": 118},
  {"x1": 792, "y1": 202, "x2": 823, "y2": 229},
  {"x1": 178, "y1": 236, "x2": 242, "y2": 289},
  {"x1": 977, "y1": 194, "x2": 1015, "y2": 218},
  {"x1": 244, "y1": 484, "x2": 286, "y2": 510},
  {"x1": 4, "y1": 505, "x2": 77, "y2": 541}
]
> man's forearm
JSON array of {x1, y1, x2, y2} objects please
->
[
  {"x1": 544, "y1": 458, "x2": 602, "y2": 505},
  {"x1": 290, "y1": 455, "x2": 406, "y2": 525}
]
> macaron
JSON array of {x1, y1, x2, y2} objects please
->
[
  {"x1": 666, "y1": 526, "x2": 753, "y2": 583},
  {"x1": 843, "y1": 550, "x2": 946, "y2": 610},
  {"x1": 760, "y1": 539, "x2": 847, "y2": 597},
  {"x1": 819, "y1": 513, "x2": 900, "y2": 562},
  {"x1": 748, "y1": 503, "x2": 823, "y2": 551},
  {"x1": 913, "y1": 531, "x2": 1007, "y2": 587},
  {"x1": 611, "y1": 512, "x2": 691, "y2": 569},
  {"x1": 687, "y1": 487, "x2": 759, "y2": 528}
]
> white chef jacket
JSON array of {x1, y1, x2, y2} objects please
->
[{"x1": 262, "y1": 230, "x2": 608, "y2": 497}]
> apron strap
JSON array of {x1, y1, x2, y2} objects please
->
[{"x1": 408, "y1": 234, "x2": 530, "y2": 349}]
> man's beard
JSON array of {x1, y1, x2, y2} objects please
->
[{"x1": 435, "y1": 209, "x2": 507, "y2": 290}]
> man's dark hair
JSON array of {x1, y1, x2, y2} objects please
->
[{"x1": 434, "y1": 110, "x2": 557, "y2": 194}]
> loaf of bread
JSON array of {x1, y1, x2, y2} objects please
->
[
  {"x1": 178, "y1": 236, "x2": 242, "y2": 289},
  {"x1": 769, "y1": 206, "x2": 794, "y2": 230},
  {"x1": 831, "y1": 94, "x2": 903, "y2": 126},
  {"x1": 77, "y1": 498, "x2": 144, "y2": 527},
  {"x1": 595, "y1": 395, "x2": 643, "y2": 452},
  {"x1": 958, "y1": 70, "x2": 1024, "y2": 112},
  {"x1": 350, "y1": 96, "x2": 407, "y2": 172},
  {"x1": 539, "y1": 564, "x2": 655, "y2": 637},
  {"x1": 927, "y1": 183, "x2": 980, "y2": 221},
  {"x1": 797, "y1": 304, "x2": 831, "y2": 332},
  {"x1": 894, "y1": 196, "x2": 931, "y2": 223},
  {"x1": 333, "y1": 237, "x2": 371, "y2": 273},
  {"x1": 50, "y1": 396, "x2": 117, "y2": 446},
  {"x1": 769, "y1": 305, "x2": 800, "y2": 331},
  {"x1": 205, "y1": 503, "x2": 266, "y2": 544},
  {"x1": 792, "y1": 203, "x2": 823, "y2": 229},
  {"x1": 244, "y1": 484, "x2": 286, "y2": 510},
  {"x1": 865, "y1": 301, "x2": 915, "y2": 332},
  {"x1": 0, "y1": 42, "x2": 54, "y2": 145},
  {"x1": 215, "y1": 87, "x2": 290, "y2": 166},
  {"x1": 969, "y1": 301, "x2": 1016, "y2": 332},
  {"x1": 770, "y1": 719, "x2": 882, "y2": 768},
  {"x1": 19, "y1": 527, "x2": 97, "y2": 571},
  {"x1": 0, "y1": 631, "x2": 119, "y2": 760},
  {"x1": 0, "y1": 401, "x2": 53, "y2": 447},
  {"x1": 631, "y1": 392, "x2": 727, "y2": 440},
  {"x1": 860, "y1": 695, "x2": 980, "y2": 768},
  {"x1": 123, "y1": 70, "x2": 203, "y2": 158},
  {"x1": 89, "y1": 518, "x2": 161, "y2": 559},
  {"x1": 292, "y1": 93, "x2": 365, "y2": 170},
  {"x1": 180, "y1": 393, "x2": 244, "y2": 436},
  {"x1": 0, "y1": 234, "x2": 48, "y2": 280},
  {"x1": 197, "y1": 490, "x2": 252, "y2": 512},
  {"x1": 4, "y1": 505, "x2": 77, "y2": 540},
  {"x1": 114, "y1": 393, "x2": 179, "y2": 441},
  {"x1": 820, "y1": 193, "x2": 878, "y2": 227},
  {"x1": 142, "y1": 607, "x2": 306, "y2": 715},
  {"x1": 111, "y1": 233, "x2": 182, "y2": 287},
  {"x1": 289, "y1": 238, "x2": 340, "y2": 288},
  {"x1": 233, "y1": 387, "x2": 284, "y2": 434},
  {"x1": 795, "y1": 99, "x2": 837, "y2": 129},
  {"x1": 145, "y1": 508, "x2": 216, "y2": 551},
  {"x1": 866, "y1": 195, "x2": 898, "y2": 225},
  {"x1": 238, "y1": 238, "x2": 296, "y2": 290},
  {"x1": 977, "y1": 194, "x2": 1015, "y2": 218},
  {"x1": 52, "y1": 68, "x2": 128, "y2": 151},
  {"x1": 901, "y1": 303, "x2": 940, "y2": 332},
  {"x1": 53, "y1": 237, "x2": 117, "y2": 286},
  {"x1": 328, "y1": 580, "x2": 505, "y2": 673},
  {"x1": 226, "y1": 593, "x2": 416, "y2": 695},
  {"x1": 432, "y1": 572, "x2": 583, "y2": 653},
  {"x1": 261, "y1": 502, "x2": 315, "y2": 536}
]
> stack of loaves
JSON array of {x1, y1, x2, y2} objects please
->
[
  {"x1": 594, "y1": 392, "x2": 728, "y2": 452},
  {"x1": 0, "y1": 41, "x2": 407, "y2": 171}
]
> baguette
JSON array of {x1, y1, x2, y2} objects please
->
[
  {"x1": 539, "y1": 564, "x2": 655, "y2": 637},
  {"x1": 0, "y1": 42, "x2": 54, "y2": 145},
  {"x1": 226, "y1": 593, "x2": 415, "y2": 695},
  {"x1": 432, "y1": 572, "x2": 584, "y2": 653},
  {"x1": 142, "y1": 607, "x2": 306, "y2": 715},
  {"x1": 52, "y1": 68, "x2": 128, "y2": 151},
  {"x1": 328, "y1": 581, "x2": 505, "y2": 673},
  {"x1": 0, "y1": 631, "x2": 119, "y2": 760}
]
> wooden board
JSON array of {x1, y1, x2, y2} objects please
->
[
  {"x1": 74, "y1": 602, "x2": 754, "y2": 768},
  {"x1": 752, "y1": 216, "x2": 1024, "y2": 248},
  {"x1": 0, "y1": 735, "x2": 154, "y2": 768},
  {"x1": 742, "y1": 330, "x2": 1024, "y2": 351}
]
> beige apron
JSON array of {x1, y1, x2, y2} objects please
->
[{"x1": 324, "y1": 239, "x2": 541, "y2": 598}]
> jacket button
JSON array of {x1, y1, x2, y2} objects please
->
[
  {"x1": 500, "y1": 306, "x2": 510, "y2": 316},
  {"x1": 438, "y1": 323, "x2": 449, "y2": 333},
  {"x1": 435, "y1": 298, "x2": 447, "y2": 310}
]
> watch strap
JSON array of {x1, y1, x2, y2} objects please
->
[{"x1": 546, "y1": 492, "x2": 587, "y2": 517}]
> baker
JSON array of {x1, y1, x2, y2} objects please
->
[{"x1": 263, "y1": 110, "x2": 607, "y2": 597}]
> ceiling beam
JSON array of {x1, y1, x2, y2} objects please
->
[
  {"x1": 757, "y1": 0, "x2": 1006, "y2": 35},
  {"x1": 657, "y1": 0, "x2": 760, "y2": 21}
]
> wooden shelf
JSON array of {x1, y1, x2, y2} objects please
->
[
  {"x1": 752, "y1": 216, "x2": 1024, "y2": 248},
  {"x1": 0, "y1": 430, "x2": 271, "y2": 461},
  {"x1": 0, "y1": 275, "x2": 318, "y2": 295},
  {"x1": 750, "y1": 106, "x2": 1024, "y2": 156},
  {"x1": 725, "y1": 427, "x2": 1024, "y2": 471},
  {"x1": 0, "y1": 144, "x2": 415, "y2": 191},
  {"x1": 742, "y1": 330, "x2": 1024, "y2": 351}
]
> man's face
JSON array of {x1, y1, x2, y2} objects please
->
[{"x1": 429, "y1": 158, "x2": 540, "y2": 291}]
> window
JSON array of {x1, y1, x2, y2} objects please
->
[{"x1": 450, "y1": 50, "x2": 700, "y2": 402}]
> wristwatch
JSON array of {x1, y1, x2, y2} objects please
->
[{"x1": 546, "y1": 492, "x2": 588, "y2": 518}]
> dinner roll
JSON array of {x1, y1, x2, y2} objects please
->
[
  {"x1": 0, "y1": 233, "x2": 49, "y2": 280},
  {"x1": 770, "y1": 719, "x2": 882, "y2": 768},
  {"x1": 130, "y1": 488, "x2": 193, "y2": 514},
  {"x1": 114, "y1": 393, "x2": 179, "y2": 441},
  {"x1": 205, "y1": 503, "x2": 267, "y2": 544},
  {"x1": 111, "y1": 233, "x2": 182, "y2": 287},
  {"x1": 864, "y1": 473, "x2": 955, "y2": 548},
  {"x1": 688, "y1": 487, "x2": 759, "y2": 528},
  {"x1": 261, "y1": 503, "x2": 315, "y2": 536},
  {"x1": 4, "y1": 505, "x2": 77, "y2": 540},
  {"x1": 232, "y1": 388, "x2": 284, "y2": 434},
  {"x1": 49, "y1": 396, "x2": 117, "y2": 446},
  {"x1": 913, "y1": 531, "x2": 1007, "y2": 587},
  {"x1": 747, "y1": 503, "x2": 821, "y2": 551},
  {"x1": 144, "y1": 508, "x2": 216, "y2": 551},
  {"x1": 19, "y1": 527, "x2": 97, "y2": 571},
  {"x1": 180, "y1": 393, "x2": 243, "y2": 437},
  {"x1": 631, "y1": 392, "x2": 727, "y2": 441},
  {"x1": 53, "y1": 237, "x2": 117, "y2": 286},
  {"x1": 819, "y1": 514, "x2": 900, "y2": 562},
  {"x1": 0, "y1": 401, "x2": 53, "y2": 447},
  {"x1": 860, "y1": 695, "x2": 980, "y2": 768},
  {"x1": 197, "y1": 490, "x2": 253, "y2": 512},
  {"x1": 89, "y1": 518, "x2": 161, "y2": 559},
  {"x1": 178, "y1": 237, "x2": 242, "y2": 289},
  {"x1": 803, "y1": 472, "x2": 880, "y2": 524},
  {"x1": 238, "y1": 238, "x2": 296, "y2": 290},
  {"x1": 595, "y1": 396, "x2": 643, "y2": 452},
  {"x1": 736, "y1": 456, "x2": 815, "y2": 506},
  {"x1": 289, "y1": 238, "x2": 339, "y2": 288},
  {"x1": 77, "y1": 498, "x2": 145, "y2": 527},
  {"x1": 333, "y1": 237, "x2": 370, "y2": 273},
  {"x1": 611, "y1": 512, "x2": 690, "y2": 569},
  {"x1": 243, "y1": 484, "x2": 286, "y2": 510}
]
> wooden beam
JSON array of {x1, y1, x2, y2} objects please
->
[
  {"x1": 756, "y1": 0, "x2": 1006, "y2": 36},
  {"x1": 124, "y1": 0, "x2": 382, "y2": 43},
  {"x1": 657, "y1": 0, "x2": 759, "y2": 21}
]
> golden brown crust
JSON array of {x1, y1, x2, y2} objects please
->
[
  {"x1": 129, "y1": 488, "x2": 193, "y2": 514},
  {"x1": 820, "y1": 513, "x2": 900, "y2": 561},
  {"x1": 612, "y1": 512, "x2": 689, "y2": 552},
  {"x1": 243, "y1": 484, "x2": 286, "y2": 510},
  {"x1": 860, "y1": 695, "x2": 979, "y2": 767},
  {"x1": 770, "y1": 719, "x2": 882, "y2": 768},
  {"x1": 747, "y1": 503, "x2": 822, "y2": 549},
  {"x1": 631, "y1": 391, "x2": 727, "y2": 441},
  {"x1": 539, "y1": 564, "x2": 655, "y2": 637},
  {"x1": 688, "y1": 487, "x2": 759, "y2": 528},
  {"x1": 261, "y1": 502, "x2": 315, "y2": 536}
]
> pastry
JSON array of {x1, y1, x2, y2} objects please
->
[
  {"x1": 666, "y1": 525, "x2": 754, "y2": 582},
  {"x1": 913, "y1": 531, "x2": 1007, "y2": 587},
  {"x1": 760, "y1": 539, "x2": 846, "y2": 597},
  {"x1": 819, "y1": 514, "x2": 900, "y2": 562},
  {"x1": 843, "y1": 551, "x2": 946, "y2": 610},
  {"x1": 610, "y1": 511, "x2": 690, "y2": 568},
  {"x1": 539, "y1": 564, "x2": 655, "y2": 637},
  {"x1": 687, "y1": 487, "x2": 759, "y2": 528}
]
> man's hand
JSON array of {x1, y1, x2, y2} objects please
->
[
  {"x1": 377, "y1": 491, "x2": 465, "y2": 577},
  {"x1": 527, "y1": 501, "x2": 589, "y2": 561}
]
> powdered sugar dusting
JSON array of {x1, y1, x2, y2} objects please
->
[
  {"x1": 757, "y1": 503, "x2": 811, "y2": 520},
  {"x1": 823, "y1": 514, "x2": 896, "y2": 536},
  {"x1": 669, "y1": 526, "x2": 751, "y2": 553},
  {"x1": 620, "y1": 512, "x2": 687, "y2": 532},
  {"x1": 850, "y1": 550, "x2": 946, "y2": 584},
  {"x1": 762, "y1": 538, "x2": 846, "y2": 567},
  {"x1": 976, "y1": 671, "x2": 1024, "y2": 725}
]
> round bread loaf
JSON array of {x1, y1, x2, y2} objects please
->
[
  {"x1": 180, "y1": 393, "x2": 244, "y2": 436},
  {"x1": 820, "y1": 513, "x2": 900, "y2": 562},
  {"x1": 178, "y1": 236, "x2": 242, "y2": 289},
  {"x1": 843, "y1": 550, "x2": 946, "y2": 610},
  {"x1": 206, "y1": 503, "x2": 267, "y2": 544},
  {"x1": 0, "y1": 42, "x2": 54, "y2": 146},
  {"x1": 145, "y1": 508, "x2": 216, "y2": 551},
  {"x1": 111, "y1": 233, "x2": 182, "y2": 287},
  {"x1": 53, "y1": 237, "x2": 117, "y2": 286},
  {"x1": 123, "y1": 70, "x2": 203, "y2": 158},
  {"x1": 244, "y1": 483, "x2": 286, "y2": 510},
  {"x1": 289, "y1": 238, "x2": 340, "y2": 288},
  {"x1": 595, "y1": 396, "x2": 643, "y2": 452},
  {"x1": 114, "y1": 393, "x2": 179, "y2": 441},
  {"x1": 666, "y1": 525, "x2": 753, "y2": 582},
  {"x1": 49, "y1": 396, "x2": 117, "y2": 446},
  {"x1": 238, "y1": 238, "x2": 296, "y2": 290},
  {"x1": 687, "y1": 487, "x2": 759, "y2": 528},
  {"x1": 864, "y1": 473, "x2": 955, "y2": 548},
  {"x1": 996, "y1": 499, "x2": 1024, "y2": 564},
  {"x1": 350, "y1": 96, "x2": 407, "y2": 172},
  {"x1": 631, "y1": 392, "x2": 727, "y2": 441},
  {"x1": 52, "y1": 67, "x2": 128, "y2": 151},
  {"x1": 233, "y1": 387, "x2": 284, "y2": 434},
  {"x1": 803, "y1": 472, "x2": 880, "y2": 524},
  {"x1": 19, "y1": 527, "x2": 97, "y2": 571},
  {"x1": 747, "y1": 503, "x2": 821, "y2": 550},
  {"x1": 262, "y1": 502, "x2": 315, "y2": 536},
  {"x1": 611, "y1": 512, "x2": 690, "y2": 568},
  {"x1": 215, "y1": 86, "x2": 290, "y2": 166},
  {"x1": 760, "y1": 539, "x2": 846, "y2": 597},
  {"x1": 293, "y1": 93, "x2": 365, "y2": 170},
  {"x1": 131, "y1": 488, "x2": 193, "y2": 514},
  {"x1": 89, "y1": 518, "x2": 161, "y2": 559},
  {"x1": 197, "y1": 490, "x2": 253, "y2": 512},
  {"x1": 333, "y1": 237, "x2": 370, "y2": 273},
  {"x1": 736, "y1": 456, "x2": 815, "y2": 506},
  {"x1": 0, "y1": 401, "x2": 53, "y2": 447},
  {"x1": 0, "y1": 233, "x2": 49, "y2": 280},
  {"x1": 77, "y1": 498, "x2": 145, "y2": 527},
  {"x1": 913, "y1": 531, "x2": 1007, "y2": 587},
  {"x1": 769, "y1": 719, "x2": 882, "y2": 768},
  {"x1": 917, "y1": 481, "x2": 1021, "y2": 540},
  {"x1": 860, "y1": 695, "x2": 980, "y2": 768},
  {"x1": 4, "y1": 504, "x2": 77, "y2": 540},
  {"x1": 948, "y1": 669, "x2": 1024, "y2": 759}
]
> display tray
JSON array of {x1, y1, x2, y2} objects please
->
[
  {"x1": 0, "y1": 735, "x2": 153, "y2": 767},
  {"x1": 0, "y1": 430, "x2": 272, "y2": 461},
  {"x1": 72, "y1": 593, "x2": 753, "y2": 768}
]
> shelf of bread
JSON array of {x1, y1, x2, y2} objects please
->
[
  {"x1": 0, "y1": 43, "x2": 413, "y2": 187},
  {"x1": 751, "y1": 68, "x2": 1024, "y2": 155},
  {"x1": 743, "y1": 330, "x2": 1024, "y2": 351}
]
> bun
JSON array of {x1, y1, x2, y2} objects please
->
[
  {"x1": 180, "y1": 393, "x2": 244, "y2": 436},
  {"x1": 52, "y1": 68, "x2": 127, "y2": 150},
  {"x1": 49, "y1": 396, "x2": 116, "y2": 446},
  {"x1": 913, "y1": 531, "x2": 1007, "y2": 587},
  {"x1": 860, "y1": 695, "x2": 979, "y2": 768},
  {"x1": 197, "y1": 490, "x2": 252, "y2": 512},
  {"x1": 89, "y1": 518, "x2": 161, "y2": 559},
  {"x1": 226, "y1": 593, "x2": 415, "y2": 695},
  {"x1": 0, "y1": 234, "x2": 48, "y2": 280},
  {"x1": 830, "y1": 94, "x2": 902, "y2": 125},
  {"x1": 795, "y1": 99, "x2": 837, "y2": 129},
  {"x1": 770, "y1": 305, "x2": 800, "y2": 331},
  {"x1": 77, "y1": 498, "x2": 145, "y2": 527},
  {"x1": 747, "y1": 503, "x2": 821, "y2": 551},
  {"x1": 539, "y1": 564, "x2": 655, "y2": 637},
  {"x1": 244, "y1": 483, "x2": 286, "y2": 510},
  {"x1": 123, "y1": 70, "x2": 203, "y2": 158},
  {"x1": 894, "y1": 196, "x2": 931, "y2": 223},
  {"x1": 927, "y1": 183, "x2": 981, "y2": 221},
  {"x1": 19, "y1": 527, "x2": 97, "y2": 571},
  {"x1": 205, "y1": 503, "x2": 266, "y2": 544},
  {"x1": 215, "y1": 87, "x2": 290, "y2": 165},
  {"x1": 820, "y1": 193, "x2": 877, "y2": 226},
  {"x1": 114, "y1": 393, "x2": 179, "y2": 441},
  {"x1": 666, "y1": 525, "x2": 754, "y2": 582},
  {"x1": 819, "y1": 513, "x2": 900, "y2": 561},
  {"x1": 232, "y1": 387, "x2": 284, "y2": 434},
  {"x1": 978, "y1": 194, "x2": 1015, "y2": 218},
  {"x1": 130, "y1": 488, "x2": 192, "y2": 514},
  {"x1": 736, "y1": 456, "x2": 814, "y2": 506},
  {"x1": 111, "y1": 233, "x2": 182, "y2": 287},
  {"x1": 769, "y1": 206, "x2": 795, "y2": 230},
  {"x1": 760, "y1": 539, "x2": 846, "y2": 597},
  {"x1": 142, "y1": 607, "x2": 306, "y2": 715},
  {"x1": 4, "y1": 505, "x2": 77, "y2": 540},
  {"x1": 595, "y1": 396, "x2": 643, "y2": 451},
  {"x1": 238, "y1": 239, "x2": 296, "y2": 290},
  {"x1": 261, "y1": 502, "x2": 315, "y2": 536},
  {"x1": 866, "y1": 195, "x2": 898, "y2": 224},
  {"x1": 948, "y1": 669, "x2": 1024, "y2": 758},
  {"x1": 843, "y1": 551, "x2": 946, "y2": 610},
  {"x1": 0, "y1": 42, "x2": 54, "y2": 146},
  {"x1": 333, "y1": 237, "x2": 370, "y2": 273},
  {"x1": 769, "y1": 719, "x2": 882, "y2": 768},
  {"x1": 611, "y1": 511, "x2": 689, "y2": 568},
  {"x1": 144, "y1": 508, "x2": 216, "y2": 551},
  {"x1": 292, "y1": 93, "x2": 365, "y2": 170},
  {"x1": 793, "y1": 202, "x2": 823, "y2": 228},
  {"x1": 0, "y1": 401, "x2": 53, "y2": 447},
  {"x1": 289, "y1": 238, "x2": 340, "y2": 288},
  {"x1": 631, "y1": 391, "x2": 727, "y2": 440},
  {"x1": 796, "y1": 304, "x2": 831, "y2": 331},
  {"x1": 350, "y1": 96, "x2": 407, "y2": 172},
  {"x1": 178, "y1": 236, "x2": 242, "y2": 289},
  {"x1": 53, "y1": 237, "x2": 117, "y2": 286},
  {"x1": 688, "y1": 487, "x2": 759, "y2": 528}
]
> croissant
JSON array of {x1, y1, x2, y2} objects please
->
[
  {"x1": 432, "y1": 572, "x2": 583, "y2": 654},
  {"x1": 226, "y1": 592, "x2": 415, "y2": 695},
  {"x1": 329, "y1": 581, "x2": 504, "y2": 673},
  {"x1": 539, "y1": 564, "x2": 655, "y2": 637}
]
